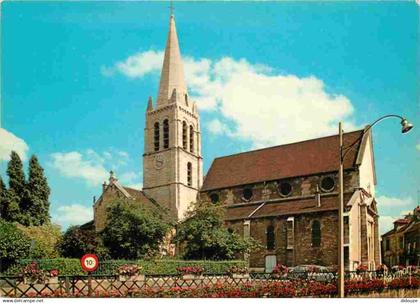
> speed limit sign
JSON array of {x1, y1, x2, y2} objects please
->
[{"x1": 80, "y1": 254, "x2": 99, "y2": 272}]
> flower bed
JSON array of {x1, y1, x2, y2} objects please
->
[
  {"x1": 4, "y1": 273, "x2": 419, "y2": 298},
  {"x1": 177, "y1": 266, "x2": 204, "y2": 280},
  {"x1": 388, "y1": 277, "x2": 420, "y2": 290},
  {"x1": 271, "y1": 264, "x2": 288, "y2": 279},
  {"x1": 118, "y1": 264, "x2": 144, "y2": 282},
  {"x1": 227, "y1": 266, "x2": 249, "y2": 279},
  {"x1": 20, "y1": 262, "x2": 59, "y2": 284}
]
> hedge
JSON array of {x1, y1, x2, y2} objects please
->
[{"x1": 4, "y1": 258, "x2": 247, "y2": 276}]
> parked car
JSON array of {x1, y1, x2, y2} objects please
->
[{"x1": 288, "y1": 265, "x2": 335, "y2": 282}]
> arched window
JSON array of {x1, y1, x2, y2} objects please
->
[
  {"x1": 182, "y1": 121, "x2": 188, "y2": 150},
  {"x1": 154, "y1": 122, "x2": 160, "y2": 151},
  {"x1": 187, "y1": 162, "x2": 192, "y2": 186},
  {"x1": 266, "y1": 225, "x2": 275, "y2": 250},
  {"x1": 163, "y1": 119, "x2": 169, "y2": 149},
  {"x1": 189, "y1": 125, "x2": 194, "y2": 153},
  {"x1": 312, "y1": 220, "x2": 321, "y2": 247}
]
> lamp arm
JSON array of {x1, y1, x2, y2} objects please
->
[{"x1": 341, "y1": 114, "x2": 405, "y2": 161}]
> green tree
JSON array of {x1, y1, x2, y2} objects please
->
[
  {"x1": 0, "y1": 176, "x2": 21, "y2": 222},
  {"x1": 5, "y1": 151, "x2": 26, "y2": 223},
  {"x1": 57, "y1": 225, "x2": 100, "y2": 258},
  {"x1": 6, "y1": 151, "x2": 26, "y2": 197},
  {"x1": 0, "y1": 220, "x2": 31, "y2": 272},
  {"x1": 0, "y1": 177, "x2": 6, "y2": 219},
  {"x1": 17, "y1": 223, "x2": 61, "y2": 258},
  {"x1": 101, "y1": 199, "x2": 173, "y2": 259},
  {"x1": 26, "y1": 155, "x2": 51, "y2": 225},
  {"x1": 175, "y1": 202, "x2": 259, "y2": 260}
]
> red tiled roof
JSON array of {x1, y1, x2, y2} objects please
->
[
  {"x1": 225, "y1": 193, "x2": 352, "y2": 221},
  {"x1": 202, "y1": 130, "x2": 365, "y2": 191},
  {"x1": 394, "y1": 218, "x2": 409, "y2": 224}
]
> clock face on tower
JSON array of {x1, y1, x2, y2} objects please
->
[{"x1": 154, "y1": 154, "x2": 165, "y2": 170}]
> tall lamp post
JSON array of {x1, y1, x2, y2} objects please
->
[{"x1": 338, "y1": 115, "x2": 413, "y2": 298}]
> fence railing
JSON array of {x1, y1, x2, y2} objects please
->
[{"x1": 1, "y1": 270, "x2": 418, "y2": 298}]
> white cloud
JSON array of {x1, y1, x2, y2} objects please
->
[
  {"x1": 206, "y1": 119, "x2": 227, "y2": 136},
  {"x1": 377, "y1": 195, "x2": 414, "y2": 208},
  {"x1": 379, "y1": 215, "x2": 396, "y2": 236},
  {"x1": 106, "y1": 50, "x2": 358, "y2": 148},
  {"x1": 187, "y1": 56, "x2": 357, "y2": 148},
  {"x1": 50, "y1": 149, "x2": 139, "y2": 187},
  {"x1": 377, "y1": 195, "x2": 416, "y2": 236},
  {"x1": 52, "y1": 204, "x2": 93, "y2": 228},
  {"x1": 102, "y1": 50, "x2": 163, "y2": 78},
  {"x1": 118, "y1": 171, "x2": 143, "y2": 189},
  {"x1": 50, "y1": 151, "x2": 109, "y2": 186},
  {"x1": 0, "y1": 128, "x2": 29, "y2": 161}
]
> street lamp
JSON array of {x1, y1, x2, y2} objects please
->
[{"x1": 337, "y1": 114, "x2": 413, "y2": 298}]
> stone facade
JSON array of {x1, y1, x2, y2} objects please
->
[
  {"x1": 142, "y1": 15, "x2": 203, "y2": 221},
  {"x1": 200, "y1": 133, "x2": 380, "y2": 271},
  {"x1": 382, "y1": 207, "x2": 419, "y2": 267},
  {"x1": 93, "y1": 172, "x2": 161, "y2": 232}
]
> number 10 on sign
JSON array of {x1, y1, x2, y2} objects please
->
[{"x1": 80, "y1": 254, "x2": 99, "y2": 272}]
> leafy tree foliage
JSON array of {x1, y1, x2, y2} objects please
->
[
  {"x1": 6, "y1": 151, "x2": 26, "y2": 198},
  {"x1": 0, "y1": 177, "x2": 7, "y2": 218},
  {"x1": 57, "y1": 225, "x2": 101, "y2": 259},
  {"x1": 175, "y1": 202, "x2": 259, "y2": 260},
  {"x1": 26, "y1": 155, "x2": 51, "y2": 225},
  {"x1": 17, "y1": 223, "x2": 62, "y2": 259},
  {"x1": 5, "y1": 152, "x2": 26, "y2": 223},
  {"x1": 1, "y1": 152, "x2": 51, "y2": 226},
  {"x1": 0, "y1": 176, "x2": 21, "y2": 222},
  {"x1": 0, "y1": 220, "x2": 31, "y2": 271},
  {"x1": 101, "y1": 199, "x2": 173, "y2": 259}
]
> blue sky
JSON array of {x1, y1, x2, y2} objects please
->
[{"x1": 0, "y1": 1, "x2": 418, "y2": 233}]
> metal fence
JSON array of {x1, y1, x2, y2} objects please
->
[
  {"x1": 0, "y1": 274, "x2": 256, "y2": 297},
  {"x1": 1, "y1": 270, "x2": 418, "y2": 298}
]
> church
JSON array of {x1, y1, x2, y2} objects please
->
[{"x1": 91, "y1": 13, "x2": 381, "y2": 272}]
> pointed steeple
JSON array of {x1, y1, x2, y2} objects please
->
[
  {"x1": 147, "y1": 96, "x2": 153, "y2": 111},
  {"x1": 156, "y1": 15, "x2": 187, "y2": 107}
]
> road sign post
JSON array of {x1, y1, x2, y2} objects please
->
[
  {"x1": 80, "y1": 254, "x2": 99, "y2": 272},
  {"x1": 80, "y1": 254, "x2": 99, "y2": 296}
]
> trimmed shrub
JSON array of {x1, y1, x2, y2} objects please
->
[
  {"x1": 6, "y1": 258, "x2": 84, "y2": 276},
  {"x1": 141, "y1": 260, "x2": 247, "y2": 275},
  {"x1": 5, "y1": 258, "x2": 247, "y2": 276}
]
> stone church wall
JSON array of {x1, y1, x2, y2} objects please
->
[
  {"x1": 227, "y1": 211, "x2": 338, "y2": 269},
  {"x1": 200, "y1": 170, "x2": 359, "y2": 205}
]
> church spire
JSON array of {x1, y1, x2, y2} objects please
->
[{"x1": 156, "y1": 14, "x2": 187, "y2": 107}]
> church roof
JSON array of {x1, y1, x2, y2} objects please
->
[
  {"x1": 94, "y1": 172, "x2": 165, "y2": 213},
  {"x1": 202, "y1": 129, "x2": 365, "y2": 191},
  {"x1": 225, "y1": 193, "x2": 354, "y2": 221},
  {"x1": 156, "y1": 15, "x2": 187, "y2": 107},
  {"x1": 122, "y1": 186, "x2": 163, "y2": 211}
]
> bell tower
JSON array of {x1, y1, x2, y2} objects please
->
[{"x1": 143, "y1": 14, "x2": 203, "y2": 221}]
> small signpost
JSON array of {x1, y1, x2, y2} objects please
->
[
  {"x1": 80, "y1": 254, "x2": 99, "y2": 272},
  {"x1": 80, "y1": 254, "x2": 99, "y2": 296}
]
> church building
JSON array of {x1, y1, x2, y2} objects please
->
[{"x1": 92, "y1": 13, "x2": 381, "y2": 272}]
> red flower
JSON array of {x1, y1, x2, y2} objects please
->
[{"x1": 49, "y1": 269, "x2": 59, "y2": 277}]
